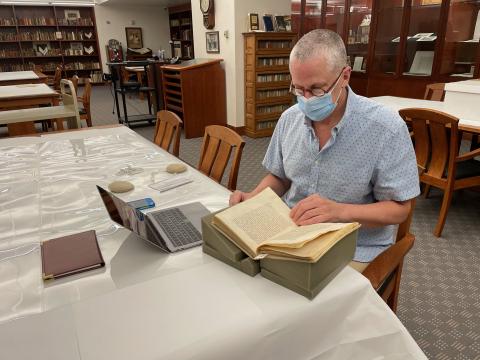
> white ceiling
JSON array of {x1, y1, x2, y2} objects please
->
[{"x1": 98, "y1": 0, "x2": 189, "y2": 6}]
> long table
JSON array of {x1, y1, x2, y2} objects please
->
[
  {"x1": 0, "y1": 126, "x2": 426, "y2": 359},
  {"x1": 371, "y1": 95, "x2": 480, "y2": 134},
  {"x1": 0, "y1": 70, "x2": 48, "y2": 86}
]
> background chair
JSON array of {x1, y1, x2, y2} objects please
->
[
  {"x1": 70, "y1": 75, "x2": 79, "y2": 96},
  {"x1": 399, "y1": 108, "x2": 480, "y2": 237},
  {"x1": 423, "y1": 83, "x2": 445, "y2": 101},
  {"x1": 77, "y1": 78, "x2": 92, "y2": 127},
  {"x1": 198, "y1": 125, "x2": 245, "y2": 191},
  {"x1": 51, "y1": 65, "x2": 63, "y2": 91},
  {"x1": 153, "y1": 110, "x2": 182, "y2": 156}
]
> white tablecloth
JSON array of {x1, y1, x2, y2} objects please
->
[
  {"x1": 0, "y1": 83, "x2": 56, "y2": 99},
  {"x1": 0, "y1": 70, "x2": 39, "y2": 82},
  {"x1": 0, "y1": 126, "x2": 426, "y2": 359}
]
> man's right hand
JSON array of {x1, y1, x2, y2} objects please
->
[{"x1": 229, "y1": 191, "x2": 252, "y2": 206}]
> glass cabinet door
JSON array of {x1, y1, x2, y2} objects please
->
[
  {"x1": 402, "y1": 0, "x2": 442, "y2": 76},
  {"x1": 304, "y1": 0, "x2": 323, "y2": 34},
  {"x1": 371, "y1": 0, "x2": 405, "y2": 75},
  {"x1": 291, "y1": 0, "x2": 302, "y2": 34},
  {"x1": 439, "y1": 0, "x2": 480, "y2": 78},
  {"x1": 325, "y1": 0, "x2": 346, "y2": 38},
  {"x1": 347, "y1": 0, "x2": 372, "y2": 73}
]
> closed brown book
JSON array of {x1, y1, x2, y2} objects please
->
[{"x1": 41, "y1": 230, "x2": 105, "y2": 280}]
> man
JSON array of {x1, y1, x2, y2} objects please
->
[{"x1": 230, "y1": 29, "x2": 420, "y2": 272}]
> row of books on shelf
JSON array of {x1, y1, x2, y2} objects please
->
[
  {"x1": 258, "y1": 40, "x2": 292, "y2": 49},
  {"x1": 257, "y1": 104, "x2": 290, "y2": 114},
  {"x1": 17, "y1": 17, "x2": 56, "y2": 26},
  {"x1": 0, "y1": 49, "x2": 20, "y2": 57},
  {"x1": 169, "y1": 18, "x2": 191, "y2": 27},
  {"x1": 173, "y1": 42, "x2": 192, "y2": 58},
  {"x1": 257, "y1": 73, "x2": 291, "y2": 82},
  {"x1": 64, "y1": 61, "x2": 100, "y2": 70},
  {"x1": 0, "y1": 17, "x2": 15, "y2": 26},
  {"x1": 257, "y1": 89, "x2": 290, "y2": 99},
  {"x1": 0, "y1": 30, "x2": 95, "y2": 41},
  {"x1": 0, "y1": 17, "x2": 94, "y2": 26},
  {"x1": 171, "y1": 29, "x2": 192, "y2": 41},
  {"x1": 0, "y1": 61, "x2": 101, "y2": 72},
  {"x1": 256, "y1": 120, "x2": 278, "y2": 130},
  {"x1": 57, "y1": 18, "x2": 93, "y2": 26},
  {"x1": 257, "y1": 57, "x2": 289, "y2": 66}
]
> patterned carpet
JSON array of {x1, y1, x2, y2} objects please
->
[{"x1": 6, "y1": 85, "x2": 480, "y2": 358}]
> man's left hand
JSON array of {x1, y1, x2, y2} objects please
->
[{"x1": 290, "y1": 194, "x2": 345, "y2": 225}]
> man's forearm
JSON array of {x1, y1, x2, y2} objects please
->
[
  {"x1": 251, "y1": 173, "x2": 291, "y2": 198},
  {"x1": 339, "y1": 200, "x2": 411, "y2": 228}
]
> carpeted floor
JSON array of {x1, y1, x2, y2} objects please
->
[{"x1": 7, "y1": 85, "x2": 480, "y2": 358}]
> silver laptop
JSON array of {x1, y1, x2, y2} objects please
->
[{"x1": 97, "y1": 186, "x2": 209, "y2": 252}]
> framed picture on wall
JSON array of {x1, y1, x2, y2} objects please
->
[
  {"x1": 206, "y1": 31, "x2": 220, "y2": 53},
  {"x1": 64, "y1": 9, "x2": 80, "y2": 20},
  {"x1": 125, "y1": 27, "x2": 143, "y2": 49}
]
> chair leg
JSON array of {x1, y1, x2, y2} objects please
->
[
  {"x1": 433, "y1": 187, "x2": 454, "y2": 237},
  {"x1": 423, "y1": 184, "x2": 431, "y2": 199}
]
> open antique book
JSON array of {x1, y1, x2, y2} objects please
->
[{"x1": 212, "y1": 188, "x2": 360, "y2": 262}]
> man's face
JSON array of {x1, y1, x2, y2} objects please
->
[{"x1": 290, "y1": 56, "x2": 350, "y2": 100}]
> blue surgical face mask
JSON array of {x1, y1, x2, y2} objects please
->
[{"x1": 296, "y1": 75, "x2": 343, "y2": 122}]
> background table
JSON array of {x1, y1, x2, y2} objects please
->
[
  {"x1": 0, "y1": 126, "x2": 426, "y2": 360},
  {"x1": 0, "y1": 70, "x2": 47, "y2": 86},
  {"x1": 371, "y1": 96, "x2": 480, "y2": 135},
  {"x1": 0, "y1": 83, "x2": 61, "y2": 135}
]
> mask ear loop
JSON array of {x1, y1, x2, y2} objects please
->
[{"x1": 332, "y1": 70, "x2": 346, "y2": 105}]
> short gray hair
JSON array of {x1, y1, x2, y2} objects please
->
[{"x1": 290, "y1": 29, "x2": 347, "y2": 72}]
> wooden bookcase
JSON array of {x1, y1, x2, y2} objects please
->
[
  {"x1": 243, "y1": 32, "x2": 297, "y2": 138},
  {"x1": 0, "y1": 4, "x2": 103, "y2": 84},
  {"x1": 168, "y1": 4, "x2": 194, "y2": 60},
  {"x1": 161, "y1": 59, "x2": 226, "y2": 138},
  {"x1": 291, "y1": 0, "x2": 480, "y2": 99}
]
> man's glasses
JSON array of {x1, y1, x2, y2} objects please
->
[{"x1": 290, "y1": 68, "x2": 344, "y2": 97}]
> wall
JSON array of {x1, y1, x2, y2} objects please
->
[
  {"x1": 95, "y1": 3, "x2": 171, "y2": 72},
  {"x1": 191, "y1": 0, "x2": 291, "y2": 128}
]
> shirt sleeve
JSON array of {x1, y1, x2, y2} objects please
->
[
  {"x1": 372, "y1": 122, "x2": 420, "y2": 202},
  {"x1": 262, "y1": 115, "x2": 287, "y2": 180}
]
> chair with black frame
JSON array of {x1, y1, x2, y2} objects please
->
[
  {"x1": 153, "y1": 110, "x2": 182, "y2": 156},
  {"x1": 198, "y1": 125, "x2": 245, "y2": 191},
  {"x1": 110, "y1": 62, "x2": 156, "y2": 126},
  {"x1": 399, "y1": 108, "x2": 480, "y2": 237}
]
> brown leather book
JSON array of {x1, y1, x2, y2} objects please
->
[{"x1": 41, "y1": 230, "x2": 105, "y2": 280}]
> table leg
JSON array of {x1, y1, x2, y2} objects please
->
[
  {"x1": 53, "y1": 97, "x2": 64, "y2": 131},
  {"x1": 137, "y1": 71, "x2": 144, "y2": 100}
]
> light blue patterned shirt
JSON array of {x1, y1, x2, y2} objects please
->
[{"x1": 263, "y1": 87, "x2": 420, "y2": 262}]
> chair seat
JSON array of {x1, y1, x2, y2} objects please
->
[{"x1": 455, "y1": 160, "x2": 480, "y2": 179}]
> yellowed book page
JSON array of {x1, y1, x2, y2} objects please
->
[
  {"x1": 262, "y1": 223, "x2": 360, "y2": 262},
  {"x1": 261, "y1": 222, "x2": 353, "y2": 249},
  {"x1": 213, "y1": 188, "x2": 295, "y2": 254}
]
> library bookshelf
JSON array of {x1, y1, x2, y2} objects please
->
[
  {"x1": 0, "y1": 4, "x2": 103, "y2": 84},
  {"x1": 243, "y1": 32, "x2": 297, "y2": 138}
]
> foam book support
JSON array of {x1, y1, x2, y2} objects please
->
[{"x1": 202, "y1": 213, "x2": 358, "y2": 299}]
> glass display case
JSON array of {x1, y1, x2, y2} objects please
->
[
  {"x1": 292, "y1": 0, "x2": 480, "y2": 98},
  {"x1": 325, "y1": 0, "x2": 346, "y2": 38},
  {"x1": 402, "y1": 0, "x2": 442, "y2": 76},
  {"x1": 304, "y1": 0, "x2": 323, "y2": 34},
  {"x1": 347, "y1": 0, "x2": 373, "y2": 73},
  {"x1": 371, "y1": 0, "x2": 405, "y2": 76},
  {"x1": 291, "y1": 0, "x2": 302, "y2": 34},
  {"x1": 439, "y1": 0, "x2": 480, "y2": 78}
]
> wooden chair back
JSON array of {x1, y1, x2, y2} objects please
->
[
  {"x1": 53, "y1": 66, "x2": 62, "y2": 91},
  {"x1": 423, "y1": 82, "x2": 445, "y2": 101},
  {"x1": 399, "y1": 108, "x2": 459, "y2": 183},
  {"x1": 153, "y1": 110, "x2": 182, "y2": 156},
  {"x1": 70, "y1": 75, "x2": 79, "y2": 96},
  {"x1": 198, "y1": 125, "x2": 245, "y2": 190}
]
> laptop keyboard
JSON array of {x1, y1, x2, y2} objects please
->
[{"x1": 151, "y1": 208, "x2": 202, "y2": 247}]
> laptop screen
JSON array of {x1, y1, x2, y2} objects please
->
[{"x1": 96, "y1": 186, "x2": 147, "y2": 239}]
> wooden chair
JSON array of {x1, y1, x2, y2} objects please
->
[
  {"x1": 77, "y1": 78, "x2": 92, "y2": 127},
  {"x1": 423, "y1": 83, "x2": 445, "y2": 101},
  {"x1": 70, "y1": 75, "x2": 79, "y2": 96},
  {"x1": 399, "y1": 108, "x2": 480, "y2": 237},
  {"x1": 362, "y1": 199, "x2": 417, "y2": 313},
  {"x1": 52, "y1": 66, "x2": 63, "y2": 91},
  {"x1": 153, "y1": 110, "x2": 182, "y2": 156},
  {"x1": 198, "y1": 125, "x2": 245, "y2": 191}
]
